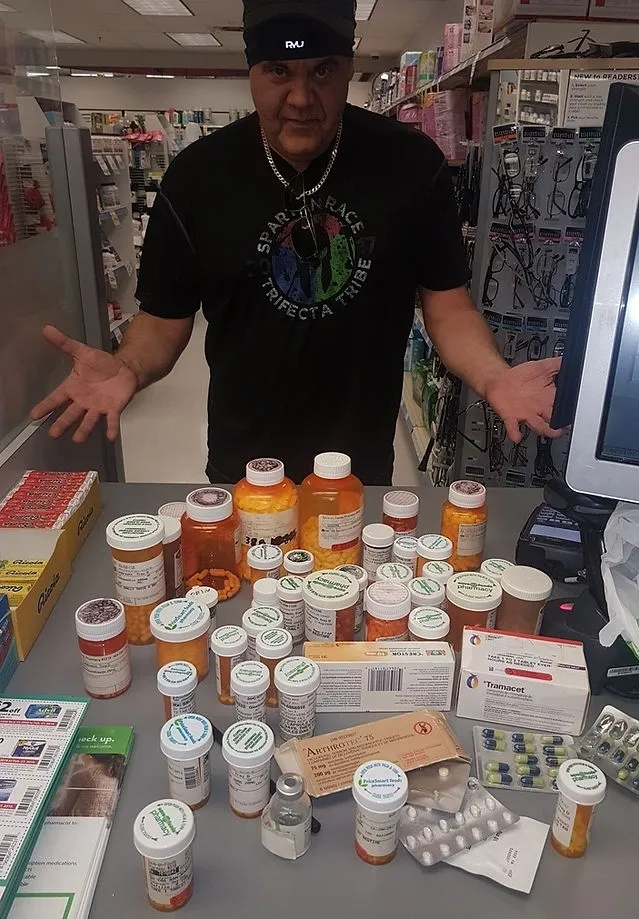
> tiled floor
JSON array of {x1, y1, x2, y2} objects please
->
[{"x1": 121, "y1": 313, "x2": 424, "y2": 488}]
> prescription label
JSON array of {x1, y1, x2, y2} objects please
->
[
  {"x1": 552, "y1": 795, "x2": 577, "y2": 847},
  {"x1": 112, "y1": 554, "x2": 165, "y2": 606},
  {"x1": 356, "y1": 810, "x2": 399, "y2": 858},
  {"x1": 227, "y1": 761, "x2": 271, "y2": 815},
  {"x1": 319, "y1": 509, "x2": 363, "y2": 551},
  {"x1": 144, "y1": 849, "x2": 193, "y2": 910},
  {"x1": 238, "y1": 508, "x2": 298, "y2": 549},
  {"x1": 456, "y1": 522, "x2": 487, "y2": 557}
]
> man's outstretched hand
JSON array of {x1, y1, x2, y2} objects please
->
[
  {"x1": 31, "y1": 325, "x2": 139, "y2": 443},
  {"x1": 485, "y1": 357, "x2": 563, "y2": 444}
]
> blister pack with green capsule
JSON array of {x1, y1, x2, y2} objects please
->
[
  {"x1": 473, "y1": 725, "x2": 576, "y2": 794},
  {"x1": 579, "y1": 705, "x2": 639, "y2": 796}
]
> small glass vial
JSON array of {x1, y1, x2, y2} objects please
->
[
  {"x1": 352, "y1": 760, "x2": 408, "y2": 865},
  {"x1": 441, "y1": 481, "x2": 488, "y2": 572},
  {"x1": 75, "y1": 598, "x2": 131, "y2": 700},
  {"x1": 150, "y1": 599, "x2": 210, "y2": 681},
  {"x1": 383, "y1": 491, "x2": 420, "y2": 537},
  {"x1": 106, "y1": 514, "x2": 166, "y2": 646},
  {"x1": 416, "y1": 534, "x2": 453, "y2": 578},
  {"x1": 257, "y1": 627, "x2": 294, "y2": 708},
  {"x1": 210, "y1": 625, "x2": 248, "y2": 705},
  {"x1": 336, "y1": 564, "x2": 368, "y2": 633},
  {"x1": 252, "y1": 577, "x2": 278, "y2": 608},
  {"x1": 242, "y1": 606, "x2": 284, "y2": 660},
  {"x1": 247, "y1": 544, "x2": 283, "y2": 585},
  {"x1": 408, "y1": 576, "x2": 446, "y2": 610},
  {"x1": 276, "y1": 576, "x2": 305, "y2": 645},
  {"x1": 551, "y1": 760, "x2": 607, "y2": 858},
  {"x1": 181, "y1": 488, "x2": 241, "y2": 600},
  {"x1": 231, "y1": 660, "x2": 270, "y2": 723},
  {"x1": 159, "y1": 515, "x2": 184, "y2": 600},
  {"x1": 409, "y1": 607, "x2": 451, "y2": 642},
  {"x1": 134, "y1": 799, "x2": 195, "y2": 912},
  {"x1": 445, "y1": 572, "x2": 502, "y2": 652},
  {"x1": 392, "y1": 536, "x2": 419, "y2": 575},
  {"x1": 222, "y1": 721, "x2": 276, "y2": 818},
  {"x1": 480, "y1": 559, "x2": 515, "y2": 583},
  {"x1": 362, "y1": 524, "x2": 395, "y2": 581},
  {"x1": 275, "y1": 656, "x2": 322, "y2": 741},
  {"x1": 496, "y1": 566, "x2": 553, "y2": 635},
  {"x1": 262, "y1": 774, "x2": 313, "y2": 859},
  {"x1": 160, "y1": 714, "x2": 214, "y2": 811},
  {"x1": 376, "y1": 562, "x2": 413, "y2": 586},
  {"x1": 422, "y1": 560, "x2": 454, "y2": 586},
  {"x1": 365, "y1": 581, "x2": 412, "y2": 642},
  {"x1": 185, "y1": 585, "x2": 218, "y2": 632},
  {"x1": 283, "y1": 550, "x2": 314, "y2": 577},
  {"x1": 303, "y1": 569, "x2": 360, "y2": 643},
  {"x1": 157, "y1": 661, "x2": 198, "y2": 721},
  {"x1": 300, "y1": 453, "x2": 364, "y2": 569}
]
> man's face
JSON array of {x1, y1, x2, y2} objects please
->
[{"x1": 250, "y1": 56, "x2": 353, "y2": 167}]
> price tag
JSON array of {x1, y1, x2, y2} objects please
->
[
  {"x1": 113, "y1": 327, "x2": 123, "y2": 345},
  {"x1": 107, "y1": 269, "x2": 117, "y2": 287},
  {"x1": 125, "y1": 261, "x2": 134, "y2": 277},
  {"x1": 111, "y1": 209, "x2": 120, "y2": 227},
  {"x1": 96, "y1": 155, "x2": 110, "y2": 175}
]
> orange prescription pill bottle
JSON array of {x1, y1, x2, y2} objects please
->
[
  {"x1": 234, "y1": 458, "x2": 299, "y2": 580},
  {"x1": 365, "y1": 580, "x2": 412, "y2": 642},
  {"x1": 106, "y1": 514, "x2": 167, "y2": 646},
  {"x1": 408, "y1": 577, "x2": 446, "y2": 610},
  {"x1": 445, "y1": 572, "x2": 502, "y2": 652},
  {"x1": 303, "y1": 569, "x2": 360, "y2": 643},
  {"x1": 134, "y1": 799, "x2": 195, "y2": 912},
  {"x1": 551, "y1": 760, "x2": 606, "y2": 858},
  {"x1": 158, "y1": 513, "x2": 184, "y2": 600},
  {"x1": 182, "y1": 489, "x2": 241, "y2": 601},
  {"x1": 247, "y1": 544, "x2": 283, "y2": 584},
  {"x1": 441, "y1": 481, "x2": 488, "y2": 572},
  {"x1": 256, "y1": 627, "x2": 294, "y2": 708},
  {"x1": 300, "y1": 453, "x2": 364, "y2": 569},
  {"x1": 150, "y1": 599, "x2": 210, "y2": 682},
  {"x1": 75, "y1": 598, "x2": 131, "y2": 700},
  {"x1": 416, "y1": 534, "x2": 453, "y2": 578},
  {"x1": 352, "y1": 760, "x2": 408, "y2": 865},
  {"x1": 383, "y1": 491, "x2": 420, "y2": 537},
  {"x1": 210, "y1": 625, "x2": 248, "y2": 705}
]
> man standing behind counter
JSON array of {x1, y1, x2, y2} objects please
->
[{"x1": 31, "y1": 0, "x2": 561, "y2": 484}]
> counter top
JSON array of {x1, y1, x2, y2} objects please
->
[{"x1": 8, "y1": 484, "x2": 637, "y2": 918}]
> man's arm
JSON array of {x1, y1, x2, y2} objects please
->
[{"x1": 116, "y1": 311, "x2": 195, "y2": 390}]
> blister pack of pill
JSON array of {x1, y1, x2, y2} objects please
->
[
  {"x1": 579, "y1": 705, "x2": 639, "y2": 796},
  {"x1": 473, "y1": 725, "x2": 577, "y2": 793},
  {"x1": 399, "y1": 777, "x2": 519, "y2": 868}
]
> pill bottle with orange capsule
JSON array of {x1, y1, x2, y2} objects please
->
[
  {"x1": 106, "y1": 514, "x2": 167, "y2": 646},
  {"x1": 441, "y1": 481, "x2": 488, "y2": 572},
  {"x1": 181, "y1": 488, "x2": 241, "y2": 601},
  {"x1": 300, "y1": 453, "x2": 364, "y2": 569},
  {"x1": 150, "y1": 599, "x2": 210, "y2": 682},
  {"x1": 234, "y1": 459, "x2": 299, "y2": 581}
]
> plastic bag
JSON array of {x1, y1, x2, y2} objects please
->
[{"x1": 600, "y1": 503, "x2": 639, "y2": 659}]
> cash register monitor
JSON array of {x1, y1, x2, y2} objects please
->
[{"x1": 552, "y1": 82, "x2": 639, "y2": 503}]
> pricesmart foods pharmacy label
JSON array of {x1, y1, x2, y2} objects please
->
[{"x1": 564, "y1": 70, "x2": 639, "y2": 127}]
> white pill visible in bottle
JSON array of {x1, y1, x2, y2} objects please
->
[{"x1": 133, "y1": 799, "x2": 196, "y2": 912}]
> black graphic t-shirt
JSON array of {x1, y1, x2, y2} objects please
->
[{"x1": 136, "y1": 104, "x2": 469, "y2": 484}]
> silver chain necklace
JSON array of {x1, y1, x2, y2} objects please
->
[{"x1": 260, "y1": 119, "x2": 343, "y2": 197}]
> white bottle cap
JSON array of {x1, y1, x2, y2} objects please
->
[
  {"x1": 160, "y1": 714, "x2": 214, "y2": 761},
  {"x1": 245, "y1": 458, "x2": 286, "y2": 487},
  {"x1": 276, "y1": 576, "x2": 304, "y2": 603},
  {"x1": 160, "y1": 516, "x2": 182, "y2": 545},
  {"x1": 446, "y1": 572, "x2": 502, "y2": 612},
  {"x1": 247, "y1": 544, "x2": 283, "y2": 571},
  {"x1": 409, "y1": 607, "x2": 451, "y2": 641},
  {"x1": 210, "y1": 625, "x2": 248, "y2": 657},
  {"x1": 231, "y1": 660, "x2": 270, "y2": 697},
  {"x1": 274, "y1": 656, "x2": 321, "y2": 696},
  {"x1": 252, "y1": 578, "x2": 279, "y2": 606},
  {"x1": 376, "y1": 562, "x2": 413, "y2": 586},
  {"x1": 556, "y1": 760, "x2": 607, "y2": 806},
  {"x1": 393, "y1": 536, "x2": 418, "y2": 562},
  {"x1": 150, "y1": 599, "x2": 210, "y2": 644},
  {"x1": 501, "y1": 566, "x2": 553, "y2": 602},
  {"x1": 284, "y1": 550, "x2": 315, "y2": 575},
  {"x1": 222, "y1": 721, "x2": 275, "y2": 769},
  {"x1": 313, "y1": 452, "x2": 352, "y2": 480},
  {"x1": 157, "y1": 661, "x2": 198, "y2": 698},
  {"x1": 302, "y1": 570, "x2": 360, "y2": 611},
  {"x1": 417, "y1": 534, "x2": 453, "y2": 561},
  {"x1": 335, "y1": 564, "x2": 368, "y2": 590},
  {"x1": 242, "y1": 606, "x2": 284, "y2": 639},
  {"x1": 75, "y1": 598, "x2": 126, "y2": 643},
  {"x1": 366, "y1": 581, "x2": 411, "y2": 620},
  {"x1": 480, "y1": 559, "x2": 515, "y2": 582},
  {"x1": 106, "y1": 514, "x2": 165, "y2": 552},
  {"x1": 185, "y1": 488, "x2": 233, "y2": 523},
  {"x1": 448, "y1": 480, "x2": 487, "y2": 510},
  {"x1": 186, "y1": 586, "x2": 218, "y2": 612},
  {"x1": 158, "y1": 502, "x2": 187, "y2": 520},
  {"x1": 383, "y1": 491, "x2": 419, "y2": 520},
  {"x1": 352, "y1": 760, "x2": 408, "y2": 814},
  {"x1": 422, "y1": 560, "x2": 454, "y2": 585},
  {"x1": 134, "y1": 800, "x2": 195, "y2": 860},
  {"x1": 408, "y1": 577, "x2": 446, "y2": 609},
  {"x1": 256, "y1": 627, "x2": 293, "y2": 660},
  {"x1": 363, "y1": 524, "x2": 395, "y2": 548}
]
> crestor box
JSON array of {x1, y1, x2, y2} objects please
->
[{"x1": 457, "y1": 627, "x2": 590, "y2": 734}]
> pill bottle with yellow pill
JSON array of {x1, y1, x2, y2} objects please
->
[
  {"x1": 234, "y1": 459, "x2": 299, "y2": 581},
  {"x1": 182, "y1": 489, "x2": 241, "y2": 602},
  {"x1": 106, "y1": 514, "x2": 167, "y2": 646},
  {"x1": 300, "y1": 453, "x2": 364, "y2": 569}
]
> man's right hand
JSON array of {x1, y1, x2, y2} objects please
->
[{"x1": 30, "y1": 325, "x2": 139, "y2": 443}]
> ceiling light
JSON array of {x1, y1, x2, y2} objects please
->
[
  {"x1": 26, "y1": 71, "x2": 49, "y2": 77},
  {"x1": 102, "y1": 72, "x2": 114, "y2": 78},
  {"x1": 122, "y1": 0, "x2": 192, "y2": 15},
  {"x1": 0, "y1": 3, "x2": 16, "y2": 11},
  {"x1": 146, "y1": 73, "x2": 175, "y2": 78},
  {"x1": 353, "y1": 37, "x2": 361, "y2": 50},
  {"x1": 46, "y1": 65, "x2": 61, "y2": 70},
  {"x1": 355, "y1": 0, "x2": 377, "y2": 21},
  {"x1": 71, "y1": 71, "x2": 99, "y2": 77},
  {"x1": 167, "y1": 32, "x2": 221, "y2": 46},
  {"x1": 25, "y1": 30, "x2": 84, "y2": 43}
]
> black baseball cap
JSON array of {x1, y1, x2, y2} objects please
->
[{"x1": 244, "y1": 0, "x2": 356, "y2": 67}]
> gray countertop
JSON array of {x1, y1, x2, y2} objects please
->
[{"x1": 8, "y1": 484, "x2": 638, "y2": 918}]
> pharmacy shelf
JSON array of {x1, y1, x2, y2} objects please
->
[
  {"x1": 401, "y1": 372, "x2": 430, "y2": 465},
  {"x1": 99, "y1": 206, "x2": 129, "y2": 226},
  {"x1": 110, "y1": 312, "x2": 136, "y2": 348},
  {"x1": 412, "y1": 310, "x2": 432, "y2": 351}
]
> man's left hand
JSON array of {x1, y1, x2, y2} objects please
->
[{"x1": 485, "y1": 358, "x2": 563, "y2": 444}]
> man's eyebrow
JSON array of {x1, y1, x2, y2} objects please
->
[{"x1": 316, "y1": 57, "x2": 339, "y2": 67}]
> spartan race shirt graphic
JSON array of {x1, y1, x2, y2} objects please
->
[{"x1": 256, "y1": 193, "x2": 376, "y2": 321}]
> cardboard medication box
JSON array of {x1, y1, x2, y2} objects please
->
[
  {"x1": 304, "y1": 642, "x2": 456, "y2": 713},
  {"x1": 589, "y1": 0, "x2": 639, "y2": 20},
  {"x1": 457, "y1": 627, "x2": 590, "y2": 734},
  {"x1": 495, "y1": 0, "x2": 589, "y2": 31}
]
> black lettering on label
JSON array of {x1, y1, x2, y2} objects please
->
[{"x1": 38, "y1": 573, "x2": 60, "y2": 614}]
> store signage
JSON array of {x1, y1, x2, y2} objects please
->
[{"x1": 565, "y1": 70, "x2": 639, "y2": 127}]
